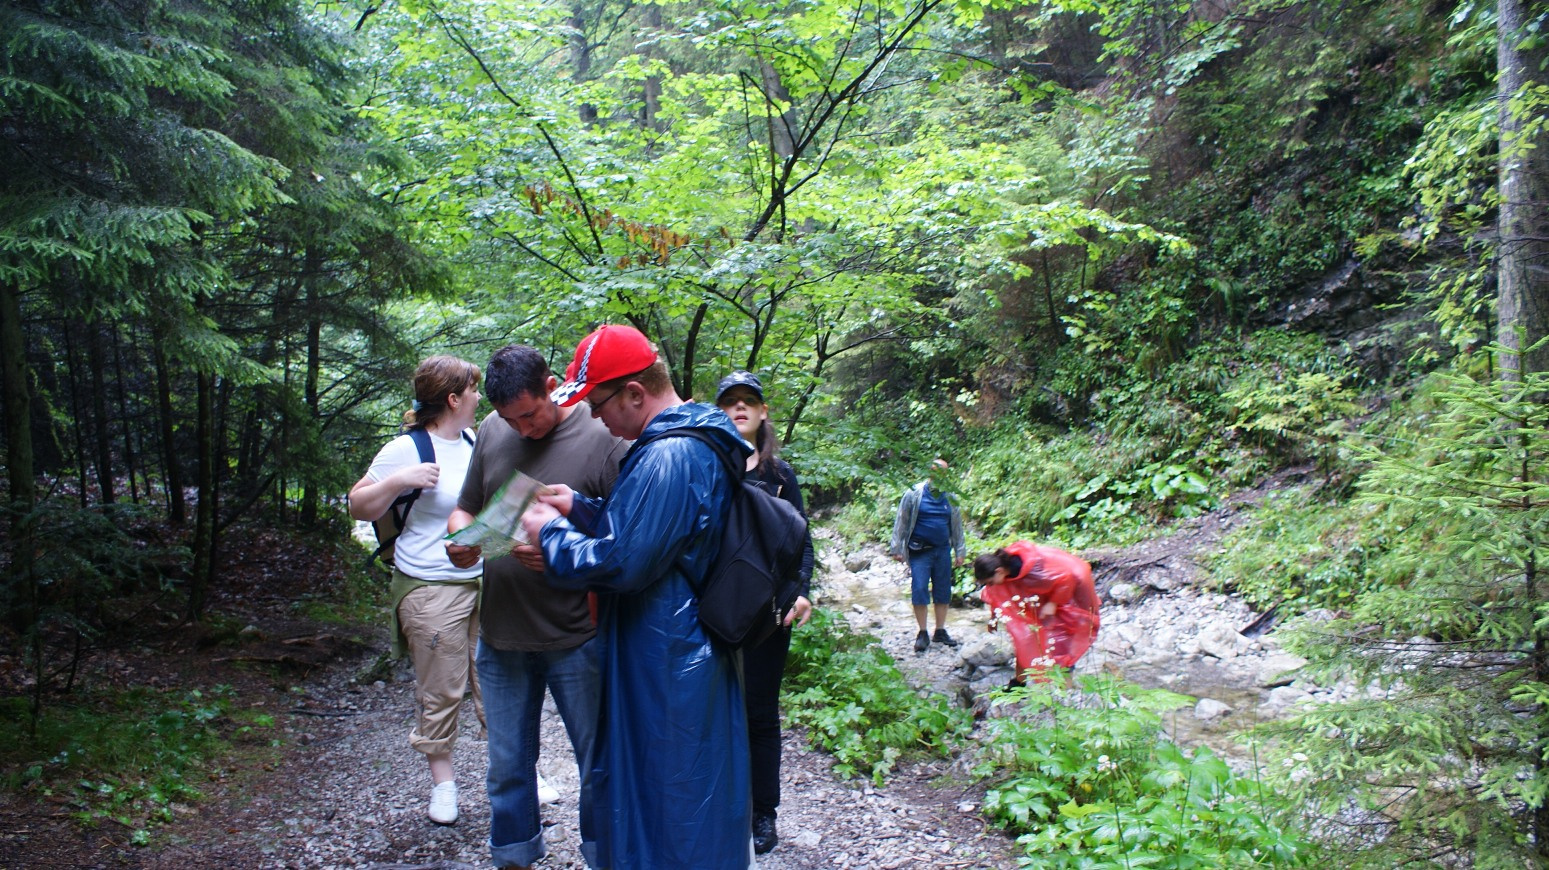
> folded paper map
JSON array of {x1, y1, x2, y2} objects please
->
[{"x1": 445, "y1": 470, "x2": 554, "y2": 556}]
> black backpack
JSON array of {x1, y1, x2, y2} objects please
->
[
  {"x1": 367, "y1": 427, "x2": 473, "y2": 568},
  {"x1": 658, "y1": 429, "x2": 808, "y2": 650}
]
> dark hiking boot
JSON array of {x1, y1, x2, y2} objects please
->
[
  {"x1": 753, "y1": 811, "x2": 779, "y2": 854},
  {"x1": 914, "y1": 630, "x2": 930, "y2": 652},
  {"x1": 933, "y1": 628, "x2": 959, "y2": 648}
]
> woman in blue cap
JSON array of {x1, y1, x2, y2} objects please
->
[{"x1": 715, "y1": 370, "x2": 816, "y2": 855}]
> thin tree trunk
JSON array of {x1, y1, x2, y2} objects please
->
[
  {"x1": 1041, "y1": 249, "x2": 1062, "y2": 342},
  {"x1": 680, "y1": 302, "x2": 708, "y2": 399},
  {"x1": 152, "y1": 340, "x2": 186, "y2": 524},
  {"x1": 1, "y1": 279, "x2": 38, "y2": 630},
  {"x1": 300, "y1": 313, "x2": 322, "y2": 527},
  {"x1": 783, "y1": 331, "x2": 831, "y2": 444},
  {"x1": 111, "y1": 328, "x2": 141, "y2": 503},
  {"x1": 86, "y1": 326, "x2": 116, "y2": 504},
  {"x1": 1497, "y1": 0, "x2": 1549, "y2": 380},
  {"x1": 189, "y1": 370, "x2": 215, "y2": 622},
  {"x1": 63, "y1": 328, "x2": 90, "y2": 508},
  {"x1": 570, "y1": 4, "x2": 596, "y2": 124},
  {"x1": 641, "y1": 4, "x2": 663, "y2": 132}
]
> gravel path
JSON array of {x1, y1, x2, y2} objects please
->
[{"x1": 138, "y1": 537, "x2": 1015, "y2": 869}]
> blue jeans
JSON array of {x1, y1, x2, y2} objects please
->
[
  {"x1": 477, "y1": 638, "x2": 602, "y2": 869},
  {"x1": 908, "y1": 546, "x2": 954, "y2": 606}
]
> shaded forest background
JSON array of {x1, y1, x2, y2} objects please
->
[{"x1": 5, "y1": 0, "x2": 1549, "y2": 865}]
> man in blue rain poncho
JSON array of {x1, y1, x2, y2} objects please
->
[{"x1": 520, "y1": 325, "x2": 752, "y2": 869}]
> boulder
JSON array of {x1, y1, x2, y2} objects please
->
[
  {"x1": 1194, "y1": 698, "x2": 1233, "y2": 722},
  {"x1": 959, "y1": 631, "x2": 1014, "y2": 670},
  {"x1": 1108, "y1": 582, "x2": 1143, "y2": 604},
  {"x1": 1195, "y1": 622, "x2": 1249, "y2": 660},
  {"x1": 1136, "y1": 564, "x2": 1182, "y2": 592},
  {"x1": 1259, "y1": 685, "x2": 1314, "y2": 716},
  {"x1": 1256, "y1": 651, "x2": 1307, "y2": 687}
]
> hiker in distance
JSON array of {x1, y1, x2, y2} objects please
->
[{"x1": 889, "y1": 457, "x2": 968, "y2": 653}]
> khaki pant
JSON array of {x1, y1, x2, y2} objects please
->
[{"x1": 398, "y1": 582, "x2": 484, "y2": 755}]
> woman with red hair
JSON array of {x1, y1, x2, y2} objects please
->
[{"x1": 973, "y1": 542, "x2": 1100, "y2": 685}]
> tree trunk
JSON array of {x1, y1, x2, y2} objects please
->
[
  {"x1": 1497, "y1": 0, "x2": 1549, "y2": 380},
  {"x1": 111, "y1": 329, "x2": 141, "y2": 503},
  {"x1": 152, "y1": 340, "x2": 186, "y2": 524},
  {"x1": 680, "y1": 302, "x2": 708, "y2": 399},
  {"x1": 300, "y1": 313, "x2": 322, "y2": 527},
  {"x1": 641, "y1": 4, "x2": 663, "y2": 132},
  {"x1": 570, "y1": 4, "x2": 597, "y2": 124},
  {"x1": 784, "y1": 329, "x2": 832, "y2": 444},
  {"x1": 759, "y1": 60, "x2": 797, "y2": 160},
  {"x1": 0, "y1": 279, "x2": 37, "y2": 634},
  {"x1": 86, "y1": 325, "x2": 116, "y2": 504},
  {"x1": 189, "y1": 370, "x2": 215, "y2": 621},
  {"x1": 63, "y1": 328, "x2": 89, "y2": 508},
  {"x1": 1041, "y1": 248, "x2": 1063, "y2": 343}
]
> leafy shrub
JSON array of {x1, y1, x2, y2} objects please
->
[
  {"x1": 3, "y1": 685, "x2": 271, "y2": 845},
  {"x1": 1204, "y1": 486, "x2": 1392, "y2": 611},
  {"x1": 783, "y1": 608, "x2": 972, "y2": 784},
  {"x1": 977, "y1": 676, "x2": 1311, "y2": 867}
]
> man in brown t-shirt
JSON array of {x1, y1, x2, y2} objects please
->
[{"x1": 447, "y1": 344, "x2": 628, "y2": 870}]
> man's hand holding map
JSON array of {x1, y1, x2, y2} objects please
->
[{"x1": 445, "y1": 470, "x2": 554, "y2": 557}]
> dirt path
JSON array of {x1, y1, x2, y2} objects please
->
[
  {"x1": 7, "y1": 524, "x2": 1017, "y2": 869},
  {"x1": 132, "y1": 635, "x2": 1013, "y2": 870}
]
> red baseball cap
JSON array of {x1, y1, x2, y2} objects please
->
[{"x1": 549, "y1": 325, "x2": 660, "y2": 407}]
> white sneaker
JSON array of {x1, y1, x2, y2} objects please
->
[
  {"x1": 536, "y1": 772, "x2": 560, "y2": 805},
  {"x1": 428, "y1": 781, "x2": 458, "y2": 825}
]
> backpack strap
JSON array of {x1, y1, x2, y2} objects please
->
[
  {"x1": 654, "y1": 428, "x2": 742, "y2": 486},
  {"x1": 368, "y1": 427, "x2": 438, "y2": 564},
  {"x1": 651, "y1": 428, "x2": 743, "y2": 590},
  {"x1": 399, "y1": 426, "x2": 437, "y2": 517}
]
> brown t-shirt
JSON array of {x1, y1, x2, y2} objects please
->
[{"x1": 458, "y1": 406, "x2": 630, "y2": 651}]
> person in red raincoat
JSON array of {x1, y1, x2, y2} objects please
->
[{"x1": 973, "y1": 542, "x2": 1099, "y2": 685}]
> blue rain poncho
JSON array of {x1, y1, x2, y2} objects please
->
[{"x1": 538, "y1": 402, "x2": 751, "y2": 869}]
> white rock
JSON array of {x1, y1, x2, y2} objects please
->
[
  {"x1": 1256, "y1": 651, "x2": 1307, "y2": 686},
  {"x1": 1260, "y1": 685, "x2": 1314, "y2": 716},
  {"x1": 1109, "y1": 582, "x2": 1142, "y2": 604},
  {"x1": 1196, "y1": 622, "x2": 1248, "y2": 660},
  {"x1": 959, "y1": 632, "x2": 1014, "y2": 669},
  {"x1": 1120, "y1": 623, "x2": 1149, "y2": 645},
  {"x1": 1194, "y1": 698, "x2": 1233, "y2": 722}
]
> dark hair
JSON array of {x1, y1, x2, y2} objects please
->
[
  {"x1": 485, "y1": 344, "x2": 551, "y2": 406},
  {"x1": 973, "y1": 548, "x2": 1017, "y2": 584},
  {"x1": 404, "y1": 355, "x2": 481, "y2": 430},
  {"x1": 749, "y1": 419, "x2": 779, "y2": 472}
]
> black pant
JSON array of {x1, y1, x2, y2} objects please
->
[{"x1": 744, "y1": 623, "x2": 793, "y2": 816}]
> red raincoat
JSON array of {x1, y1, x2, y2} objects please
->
[{"x1": 981, "y1": 542, "x2": 1099, "y2": 679}]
